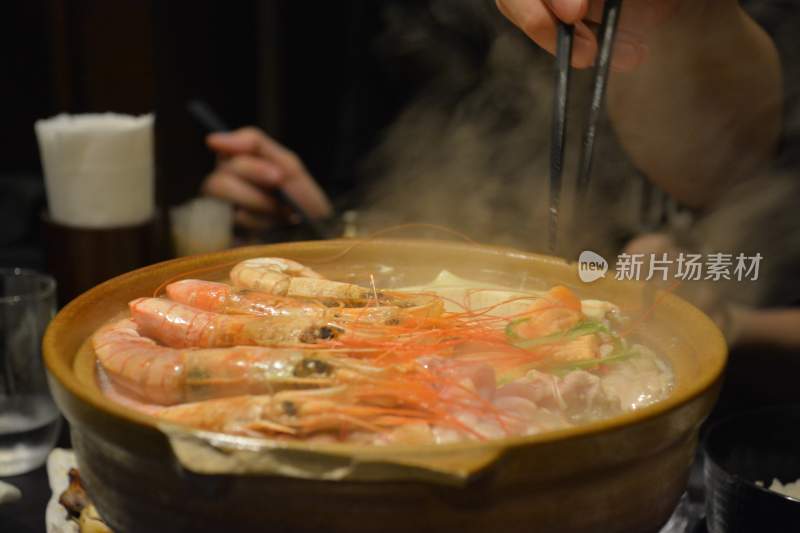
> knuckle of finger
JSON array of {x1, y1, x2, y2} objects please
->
[
  {"x1": 521, "y1": 12, "x2": 550, "y2": 38},
  {"x1": 285, "y1": 152, "x2": 304, "y2": 173},
  {"x1": 238, "y1": 126, "x2": 265, "y2": 144}
]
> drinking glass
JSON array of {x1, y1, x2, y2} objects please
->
[{"x1": 0, "y1": 269, "x2": 61, "y2": 476}]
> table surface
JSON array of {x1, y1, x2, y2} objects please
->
[
  {"x1": 0, "y1": 422, "x2": 70, "y2": 533},
  {"x1": 0, "y1": 465, "x2": 49, "y2": 533}
]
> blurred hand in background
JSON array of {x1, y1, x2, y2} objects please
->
[{"x1": 202, "y1": 127, "x2": 332, "y2": 231}]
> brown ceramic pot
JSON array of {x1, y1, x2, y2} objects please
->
[{"x1": 43, "y1": 240, "x2": 727, "y2": 533}]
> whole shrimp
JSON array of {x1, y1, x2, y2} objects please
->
[
  {"x1": 91, "y1": 318, "x2": 371, "y2": 405},
  {"x1": 129, "y1": 297, "x2": 342, "y2": 348},
  {"x1": 154, "y1": 359, "x2": 510, "y2": 440},
  {"x1": 228, "y1": 257, "x2": 446, "y2": 317},
  {"x1": 166, "y1": 279, "x2": 404, "y2": 325},
  {"x1": 154, "y1": 391, "x2": 435, "y2": 438},
  {"x1": 166, "y1": 279, "x2": 328, "y2": 319},
  {"x1": 230, "y1": 258, "x2": 375, "y2": 301}
]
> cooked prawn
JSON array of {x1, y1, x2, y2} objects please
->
[
  {"x1": 165, "y1": 279, "x2": 327, "y2": 319},
  {"x1": 230, "y1": 257, "x2": 375, "y2": 301},
  {"x1": 154, "y1": 391, "x2": 435, "y2": 438},
  {"x1": 155, "y1": 367, "x2": 503, "y2": 440},
  {"x1": 129, "y1": 297, "x2": 341, "y2": 348},
  {"x1": 91, "y1": 318, "x2": 347, "y2": 405},
  {"x1": 98, "y1": 263, "x2": 636, "y2": 444},
  {"x1": 166, "y1": 279, "x2": 443, "y2": 324}
]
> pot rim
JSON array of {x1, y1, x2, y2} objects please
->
[{"x1": 43, "y1": 238, "x2": 728, "y2": 460}]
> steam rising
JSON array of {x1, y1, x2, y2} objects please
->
[
  {"x1": 357, "y1": 0, "x2": 800, "y2": 310},
  {"x1": 360, "y1": 0, "x2": 646, "y2": 256}
]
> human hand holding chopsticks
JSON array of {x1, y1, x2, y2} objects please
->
[
  {"x1": 203, "y1": 127, "x2": 333, "y2": 231},
  {"x1": 497, "y1": 0, "x2": 781, "y2": 210},
  {"x1": 495, "y1": 0, "x2": 685, "y2": 71}
]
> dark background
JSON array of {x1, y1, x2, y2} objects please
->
[{"x1": 1, "y1": 0, "x2": 427, "y2": 269}]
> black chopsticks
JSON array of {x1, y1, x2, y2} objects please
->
[
  {"x1": 187, "y1": 100, "x2": 330, "y2": 240},
  {"x1": 549, "y1": 22, "x2": 574, "y2": 254},
  {"x1": 548, "y1": 0, "x2": 624, "y2": 253},
  {"x1": 577, "y1": 0, "x2": 623, "y2": 206}
]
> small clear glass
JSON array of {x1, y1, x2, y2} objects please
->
[{"x1": 0, "y1": 269, "x2": 61, "y2": 476}]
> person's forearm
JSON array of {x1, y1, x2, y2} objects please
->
[
  {"x1": 731, "y1": 307, "x2": 800, "y2": 350},
  {"x1": 607, "y1": 1, "x2": 781, "y2": 209}
]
